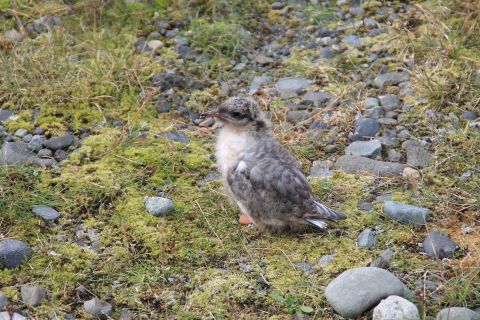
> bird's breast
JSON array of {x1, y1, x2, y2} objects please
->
[{"x1": 216, "y1": 127, "x2": 253, "y2": 177}]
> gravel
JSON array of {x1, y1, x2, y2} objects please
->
[
  {"x1": 276, "y1": 77, "x2": 313, "y2": 99},
  {"x1": 317, "y1": 254, "x2": 335, "y2": 268},
  {"x1": 0, "y1": 142, "x2": 40, "y2": 167}
]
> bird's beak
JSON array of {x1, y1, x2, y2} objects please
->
[{"x1": 201, "y1": 111, "x2": 221, "y2": 118}]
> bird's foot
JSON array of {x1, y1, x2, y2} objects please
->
[{"x1": 238, "y1": 213, "x2": 254, "y2": 225}]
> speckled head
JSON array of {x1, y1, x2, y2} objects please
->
[{"x1": 203, "y1": 97, "x2": 269, "y2": 130}]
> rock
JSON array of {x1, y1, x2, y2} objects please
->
[
  {"x1": 14, "y1": 129, "x2": 28, "y2": 138},
  {"x1": 378, "y1": 94, "x2": 400, "y2": 111},
  {"x1": 276, "y1": 77, "x2": 313, "y2": 99},
  {"x1": 370, "y1": 249, "x2": 394, "y2": 269},
  {"x1": 54, "y1": 149, "x2": 68, "y2": 161},
  {"x1": 21, "y1": 285, "x2": 46, "y2": 307},
  {"x1": 364, "y1": 106, "x2": 386, "y2": 119},
  {"x1": 414, "y1": 279, "x2": 438, "y2": 292},
  {"x1": 357, "y1": 200, "x2": 373, "y2": 212},
  {"x1": 310, "y1": 160, "x2": 333, "y2": 178},
  {"x1": 319, "y1": 47, "x2": 334, "y2": 59},
  {"x1": 156, "y1": 100, "x2": 171, "y2": 113},
  {"x1": 463, "y1": 111, "x2": 478, "y2": 120},
  {"x1": 293, "y1": 262, "x2": 313, "y2": 273},
  {"x1": 152, "y1": 72, "x2": 187, "y2": 89},
  {"x1": 365, "y1": 97, "x2": 379, "y2": 108},
  {"x1": 120, "y1": 308, "x2": 136, "y2": 320},
  {"x1": 309, "y1": 121, "x2": 327, "y2": 130},
  {"x1": 22, "y1": 134, "x2": 32, "y2": 143},
  {"x1": 325, "y1": 267, "x2": 407, "y2": 318},
  {"x1": 0, "y1": 142, "x2": 41, "y2": 167},
  {"x1": 387, "y1": 150, "x2": 403, "y2": 162},
  {"x1": 398, "y1": 129, "x2": 411, "y2": 141},
  {"x1": 0, "y1": 292, "x2": 7, "y2": 310},
  {"x1": 286, "y1": 110, "x2": 311, "y2": 124},
  {"x1": 37, "y1": 148, "x2": 53, "y2": 158},
  {"x1": 378, "y1": 118, "x2": 398, "y2": 126},
  {"x1": 303, "y1": 91, "x2": 330, "y2": 107},
  {"x1": 324, "y1": 144, "x2": 339, "y2": 153},
  {"x1": 318, "y1": 254, "x2": 335, "y2": 268},
  {"x1": 32, "y1": 205, "x2": 60, "y2": 221},
  {"x1": 437, "y1": 307, "x2": 480, "y2": 320},
  {"x1": 165, "y1": 131, "x2": 189, "y2": 144},
  {"x1": 402, "y1": 140, "x2": 433, "y2": 168},
  {"x1": 4, "y1": 29, "x2": 23, "y2": 43},
  {"x1": 335, "y1": 155, "x2": 406, "y2": 177},
  {"x1": 197, "y1": 171, "x2": 222, "y2": 186},
  {"x1": 147, "y1": 39, "x2": 163, "y2": 51},
  {"x1": 373, "y1": 295, "x2": 420, "y2": 320},
  {"x1": 423, "y1": 231, "x2": 460, "y2": 259},
  {"x1": 0, "y1": 312, "x2": 26, "y2": 320},
  {"x1": 383, "y1": 201, "x2": 428, "y2": 225},
  {"x1": 0, "y1": 110, "x2": 15, "y2": 122},
  {"x1": 83, "y1": 298, "x2": 112, "y2": 319},
  {"x1": 271, "y1": 2, "x2": 285, "y2": 9},
  {"x1": 349, "y1": 6, "x2": 364, "y2": 16},
  {"x1": 345, "y1": 140, "x2": 382, "y2": 158},
  {"x1": 357, "y1": 229, "x2": 377, "y2": 248},
  {"x1": 44, "y1": 134, "x2": 74, "y2": 151},
  {"x1": 364, "y1": 18, "x2": 378, "y2": 28},
  {"x1": 374, "y1": 72, "x2": 410, "y2": 88},
  {"x1": 0, "y1": 239, "x2": 32, "y2": 268},
  {"x1": 342, "y1": 35, "x2": 362, "y2": 48},
  {"x1": 249, "y1": 75, "x2": 272, "y2": 94},
  {"x1": 403, "y1": 167, "x2": 420, "y2": 179},
  {"x1": 144, "y1": 197, "x2": 175, "y2": 216},
  {"x1": 28, "y1": 135, "x2": 45, "y2": 152},
  {"x1": 352, "y1": 118, "x2": 381, "y2": 140},
  {"x1": 254, "y1": 54, "x2": 274, "y2": 65}
]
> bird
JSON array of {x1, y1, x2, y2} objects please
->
[{"x1": 202, "y1": 97, "x2": 346, "y2": 233}]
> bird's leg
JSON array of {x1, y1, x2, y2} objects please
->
[{"x1": 238, "y1": 213, "x2": 254, "y2": 225}]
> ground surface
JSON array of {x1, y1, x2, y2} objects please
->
[{"x1": 0, "y1": 0, "x2": 479, "y2": 319}]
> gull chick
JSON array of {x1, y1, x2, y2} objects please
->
[{"x1": 203, "y1": 97, "x2": 346, "y2": 232}]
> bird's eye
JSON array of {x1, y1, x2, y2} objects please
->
[{"x1": 231, "y1": 111, "x2": 242, "y2": 118}]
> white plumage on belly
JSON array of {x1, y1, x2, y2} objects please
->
[{"x1": 215, "y1": 125, "x2": 253, "y2": 177}]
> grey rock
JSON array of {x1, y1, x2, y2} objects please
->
[
  {"x1": 271, "y1": 2, "x2": 285, "y2": 9},
  {"x1": 286, "y1": 110, "x2": 311, "y2": 124},
  {"x1": 387, "y1": 150, "x2": 404, "y2": 162},
  {"x1": 144, "y1": 197, "x2": 175, "y2": 216},
  {"x1": 318, "y1": 254, "x2": 335, "y2": 268},
  {"x1": 0, "y1": 292, "x2": 6, "y2": 311},
  {"x1": 385, "y1": 111, "x2": 398, "y2": 119},
  {"x1": 28, "y1": 135, "x2": 45, "y2": 152},
  {"x1": 120, "y1": 308, "x2": 136, "y2": 320},
  {"x1": 0, "y1": 239, "x2": 32, "y2": 268},
  {"x1": 364, "y1": 18, "x2": 378, "y2": 28},
  {"x1": 319, "y1": 47, "x2": 334, "y2": 59},
  {"x1": 325, "y1": 267, "x2": 407, "y2": 318},
  {"x1": 376, "y1": 194, "x2": 392, "y2": 202},
  {"x1": 22, "y1": 134, "x2": 32, "y2": 143},
  {"x1": 379, "y1": 94, "x2": 400, "y2": 111},
  {"x1": 398, "y1": 129, "x2": 411, "y2": 141},
  {"x1": 365, "y1": 97, "x2": 379, "y2": 108},
  {"x1": 254, "y1": 54, "x2": 274, "y2": 65},
  {"x1": 364, "y1": 106, "x2": 386, "y2": 119},
  {"x1": 165, "y1": 131, "x2": 189, "y2": 144},
  {"x1": 21, "y1": 285, "x2": 46, "y2": 307},
  {"x1": 414, "y1": 279, "x2": 438, "y2": 292},
  {"x1": 32, "y1": 205, "x2": 60, "y2": 221},
  {"x1": 357, "y1": 229, "x2": 377, "y2": 248},
  {"x1": 402, "y1": 140, "x2": 433, "y2": 168},
  {"x1": 463, "y1": 111, "x2": 478, "y2": 120},
  {"x1": 309, "y1": 121, "x2": 327, "y2": 130},
  {"x1": 437, "y1": 307, "x2": 480, "y2": 320},
  {"x1": 152, "y1": 72, "x2": 187, "y2": 89},
  {"x1": 249, "y1": 75, "x2": 272, "y2": 94},
  {"x1": 83, "y1": 298, "x2": 112, "y2": 319},
  {"x1": 0, "y1": 312, "x2": 26, "y2": 320},
  {"x1": 310, "y1": 160, "x2": 333, "y2": 178},
  {"x1": 303, "y1": 91, "x2": 330, "y2": 107},
  {"x1": 197, "y1": 171, "x2": 222, "y2": 187},
  {"x1": 378, "y1": 133, "x2": 400, "y2": 147},
  {"x1": 370, "y1": 249, "x2": 394, "y2": 269},
  {"x1": 276, "y1": 77, "x2": 313, "y2": 99},
  {"x1": 423, "y1": 231, "x2": 460, "y2": 259},
  {"x1": 400, "y1": 83, "x2": 415, "y2": 97},
  {"x1": 336, "y1": 155, "x2": 406, "y2": 177},
  {"x1": 14, "y1": 129, "x2": 28, "y2": 138},
  {"x1": 349, "y1": 6, "x2": 364, "y2": 16},
  {"x1": 378, "y1": 118, "x2": 398, "y2": 126},
  {"x1": 54, "y1": 149, "x2": 68, "y2": 161},
  {"x1": 293, "y1": 262, "x2": 313, "y2": 273},
  {"x1": 37, "y1": 158, "x2": 55, "y2": 168},
  {"x1": 342, "y1": 35, "x2": 362, "y2": 48},
  {"x1": 373, "y1": 295, "x2": 420, "y2": 320},
  {"x1": 357, "y1": 200, "x2": 373, "y2": 212},
  {"x1": 44, "y1": 134, "x2": 74, "y2": 151},
  {"x1": 352, "y1": 118, "x2": 381, "y2": 140},
  {"x1": 383, "y1": 201, "x2": 429, "y2": 225},
  {"x1": 374, "y1": 72, "x2": 410, "y2": 88},
  {"x1": 0, "y1": 142, "x2": 40, "y2": 166},
  {"x1": 345, "y1": 140, "x2": 382, "y2": 158},
  {"x1": 4, "y1": 29, "x2": 23, "y2": 43},
  {"x1": 0, "y1": 110, "x2": 15, "y2": 122}
]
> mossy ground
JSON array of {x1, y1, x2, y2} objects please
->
[{"x1": 0, "y1": 0, "x2": 479, "y2": 319}]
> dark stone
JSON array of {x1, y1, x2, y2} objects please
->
[
  {"x1": 374, "y1": 72, "x2": 410, "y2": 88},
  {"x1": 335, "y1": 155, "x2": 406, "y2": 177},
  {"x1": 0, "y1": 142, "x2": 40, "y2": 166},
  {"x1": 164, "y1": 131, "x2": 189, "y2": 144},
  {"x1": 44, "y1": 134, "x2": 74, "y2": 151},
  {"x1": 463, "y1": 111, "x2": 478, "y2": 120},
  {"x1": 54, "y1": 149, "x2": 68, "y2": 161},
  {"x1": 423, "y1": 231, "x2": 460, "y2": 259},
  {"x1": 0, "y1": 239, "x2": 32, "y2": 268},
  {"x1": 352, "y1": 118, "x2": 381, "y2": 140},
  {"x1": 152, "y1": 72, "x2": 187, "y2": 89}
]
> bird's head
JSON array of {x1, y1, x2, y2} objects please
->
[{"x1": 202, "y1": 97, "x2": 269, "y2": 131}]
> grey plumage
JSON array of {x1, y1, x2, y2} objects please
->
[{"x1": 205, "y1": 97, "x2": 346, "y2": 233}]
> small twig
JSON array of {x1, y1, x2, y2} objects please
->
[{"x1": 195, "y1": 200, "x2": 224, "y2": 249}]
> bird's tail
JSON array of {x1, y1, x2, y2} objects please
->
[
  {"x1": 314, "y1": 201, "x2": 347, "y2": 221},
  {"x1": 306, "y1": 218, "x2": 329, "y2": 229}
]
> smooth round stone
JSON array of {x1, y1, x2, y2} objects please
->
[
  {"x1": 0, "y1": 312, "x2": 26, "y2": 320},
  {"x1": 383, "y1": 201, "x2": 429, "y2": 225},
  {"x1": 325, "y1": 267, "x2": 407, "y2": 318},
  {"x1": 32, "y1": 205, "x2": 60, "y2": 221},
  {"x1": 437, "y1": 307, "x2": 480, "y2": 320},
  {"x1": 43, "y1": 134, "x2": 74, "y2": 151},
  {"x1": 37, "y1": 148, "x2": 53, "y2": 158},
  {"x1": 0, "y1": 239, "x2": 32, "y2": 268},
  {"x1": 373, "y1": 295, "x2": 420, "y2": 320},
  {"x1": 144, "y1": 197, "x2": 175, "y2": 216},
  {"x1": 365, "y1": 97, "x2": 379, "y2": 108},
  {"x1": 21, "y1": 285, "x2": 46, "y2": 307}
]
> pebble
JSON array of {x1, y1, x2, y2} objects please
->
[
  {"x1": 147, "y1": 39, "x2": 163, "y2": 51},
  {"x1": 276, "y1": 77, "x2": 313, "y2": 99},
  {"x1": 21, "y1": 285, "x2": 46, "y2": 307},
  {"x1": 165, "y1": 131, "x2": 189, "y2": 144},
  {"x1": 0, "y1": 312, "x2": 26, "y2": 320},
  {"x1": 0, "y1": 239, "x2": 32, "y2": 268},
  {"x1": 83, "y1": 298, "x2": 112, "y2": 319},
  {"x1": 309, "y1": 121, "x2": 327, "y2": 130},
  {"x1": 0, "y1": 142, "x2": 41, "y2": 166},
  {"x1": 403, "y1": 167, "x2": 420, "y2": 179},
  {"x1": 342, "y1": 35, "x2": 362, "y2": 48},
  {"x1": 374, "y1": 72, "x2": 410, "y2": 88},
  {"x1": 310, "y1": 160, "x2": 333, "y2": 178},
  {"x1": 197, "y1": 171, "x2": 222, "y2": 187},
  {"x1": 155, "y1": 100, "x2": 171, "y2": 113},
  {"x1": 378, "y1": 94, "x2": 400, "y2": 111},
  {"x1": 370, "y1": 249, "x2": 394, "y2": 269},
  {"x1": 14, "y1": 129, "x2": 28, "y2": 138},
  {"x1": 335, "y1": 155, "x2": 406, "y2": 177},
  {"x1": 32, "y1": 205, "x2": 61, "y2": 221},
  {"x1": 414, "y1": 279, "x2": 438, "y2": 292},
  {"x1": 365, "y1": 97, "x2": 379, "y2": 108},
  {"x1": 325, "y1": 267, "x2": 407, "y2": 318},
  {"x1": 54, "y1": 149, "x2": 68, "y2": 161},
  {"x1": 437, "y1": 307, "x2": 480, "y2": 320},
  {"x1": 357, "y1": 229, "x2": 377, "y2": 248},
  {"x1": 293, "y1": 262, "x2": 313, "y2": 274},
  {"x1": 249, "y1": 75, "x2": 272, "y2": 94},
  {"x1": 373, "y1": 295, "x2": 420, "y2": 320},
  {"x1": 144, "y1": 196, "x2": 175, "y2": 216},
  {"x1": 286, "y1": 110, "x2": 311, "y2": 124},
  {"x1": 423, "y1": 231, "x2": 460, "y2": 259},
  {"x1": 152, "y1": 72, "x2": 187, "y2": 89},
  {"x1": 0, "y1": 292, "x2": 6, "y2": 310},
  {"x1": 398, "y1": 129, "x2": 411, "y2": 140},
  {"x1": 28, "y1": 135, "x2": 45, "y2": 152},
  {"x1": 271, "y1": 1, "x2": 285, "y2": 9},
  {"x1": 44, "y1": 134, "x2": 74, "y2": 151},
  {"x1": 317, "y1": 254, "x2": 335, "y2": 268},
  {"x1": 120, "y1": 308, "x2": 136, "y2": 320},
  {"x1": 4, "y1": 29, "x2": 23, "y2": 43},
  {"x1": 383, "y1": 201, "x2": 429, "y2": 225},
  {"x1": 352, "y1": 118, "x2": 381, "y2": 140},
  {"x1": 345, "y1": 140, "x2": 382, "y2": 158},
  {"x1": 364, "y1": 106, "x2": 386, "y2": 119},
  {"x1": 463, "y1": 111, "x2": 478, "y2": 120},
  {"x1": 402, "y1": 140, "x2": 433, "y2": 168},
  {"x1": 302, "y1": 91, "x2": 330, "y2": 107},
  {"x1": 388, "y1": 150, "x2": 404, "y2": 162},
  {"x1": 0, "y1": 110, "x2": 15, "y2": 122},
  {"x1": 22, "y1": 134, "x2": 32, "y2": 143},
  {"x1": 319, "y1": 47, "x2": 334, "y2": 59}
]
